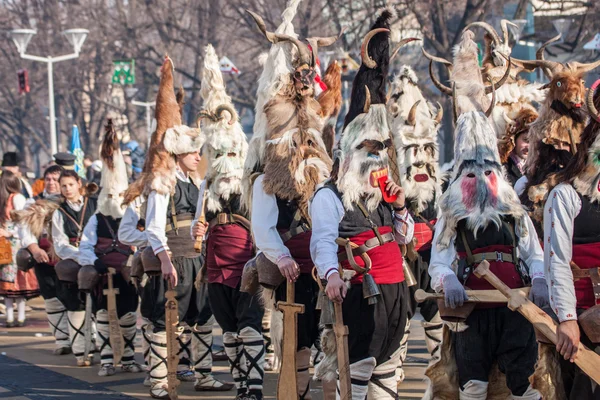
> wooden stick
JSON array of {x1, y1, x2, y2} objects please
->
[
  {"x1": 194, "y1": 191, "x2": 207, "y2": 253},
  {"x1": 474, "y1": 260, "x2": 600, "y2": 385},
  {"x1": 104, "y1": 267, "x2": 124, "y2": 366},
  {"x1": 165, "y1": 282, "x2": 180, "y2": 399},
  {"x1": 414, "y1": 288, "x2": 530, "y2": 304},
  {"x1": 334, "y1": 285, "x2": 352, "y2": 399}
]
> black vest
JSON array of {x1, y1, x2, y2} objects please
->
[
  {"x1": 408, "y1": 195, "x2": 437, "y2": 222},
  {"x1": 59, "y1": 197, "x2": 97, "y2": 240},
  {"x1": 275, "y1": 197, "x2": 307, "y2": 230},
  {"x1": 206, "y1": 194, "x2": 246, "y2": 222},
  {"x1": 456, "y1": 216, "x2": 516, "y2": 254},
  {"x1": 96, "y1": 214, "x2": 121, "y2": 240},
  {"x1": 167, "y1": 179, "x2": 198, "y2": 219},
  {"x1": 573, "y1": 192, "x2": 600, "y2": 245}
]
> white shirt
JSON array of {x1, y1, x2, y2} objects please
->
[
  {"x1": 543, "y1": 183, "x2": 582, "y2": 322},
  {"x1": 514, "y1": 175, "x2": 528, "y2": 197},
  {"x1": 78, "y1": 214, "x2": 100, "y2": 266},
  {"x1": 428, "y1": 214, "x2": 545, "y2": 293},
  {"x1": 51, "y1": 197, "x2": 85, "y2": 261},
  {"x1": 309, "y1": 186, "x2": 415, "y2": 280},
  {"x1": 118, "y1": 197, "x2": 148, "y2": 247},
  {"x1": 251, "y1": 175, "x2": 292, "y2": 264}
]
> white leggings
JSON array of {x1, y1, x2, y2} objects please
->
[{"x1": 4, "y1": 297, "x2": 26, "y2": 322}]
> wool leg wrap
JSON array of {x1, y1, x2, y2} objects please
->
[
  {"x1": 192, "y1": 316, "x2": 215, "y2": 377},
  {"x1": 422, "y1": 312, "x2": 443, "y2": 366},
  {"x1": 510, "y1": 385, "x2": 541, "y2": 400},
  {"x1": 297, "y1": 347, "x2": 313, "y2": 399},
  {"x1": 142, "y1": 321, "x2": 153, "y2": 367},
  {"x1": 177, "y1": 327, "x2": 192, "y2": 372},
  {"x1": 262, "y1": 308, "x2": 278, "y2": 370},
  {"x1": 239, "y1": 326, "x2": 265, "y2": 393},
  {"x1": 459, "y1": 380, "x2": 488, "y2": 400},
  {"x1": 119, "y1": 312, "x2": 137, "y2": 365},
  {"x1": 46, "y1": 297, "x2": 69, "y2": 348},
  {"x1": 368, "y1": 346, "x2": 402, "y2": 399},
  {"x1": 337, "y1": 357, "x2": 376, "y2": 400},
  {"x1": 67, "y1": 310, "x2": 87, "y2": 359},
  {"x1": 149, "y1": 331, "x2": 168, "y2": 388},
  {"x1": 96, "y1": 309, "x2": 113, "y2": 365},
  {"x1": 396, "y1": 319, "x2": 411, "y2": 383},
  {"x1": 223, "y1": 331, "x2": 247, "y2": 392}
]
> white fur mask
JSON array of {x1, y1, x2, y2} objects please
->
[{"x1": 573, "y1": 133, "x2": 600, "y2": 203}]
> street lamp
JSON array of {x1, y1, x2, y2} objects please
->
[{"x1": 9, "y1": 28, "x2": 89, "y2": 156}]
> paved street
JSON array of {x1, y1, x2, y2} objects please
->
[{"x1": 0, "y1": 298, "x2": 428, "y2": 399}]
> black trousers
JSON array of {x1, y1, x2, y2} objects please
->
[
  {"x1": 343, "y1": 281, "x2": 409, "y2": 365},
  {"x1": 407, "y1": 250, "x2": 438, "y2": 321},
  {"x1": 140, "y1": 256, "x2": 212, "y2": 331},
  {"x1": 91, "y1": 273, "x2": 139, "y2": 318},
  {"x1": 208, "y1": 282, "x2": 263, "y2": 333},
  {"x1": 33, "y1": 263, "x2": 60, "y2": 299},
  {"x1": 274, "y1": 273, "x2": 320, "y2": 350},
  {"x1": 56, "y1": 281, "x2": 85, "y2": 312},
  {"x1": 453, "y1": 307, "x2": 538, "y2": 396}
]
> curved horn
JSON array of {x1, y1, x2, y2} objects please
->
[
  {"x1": 361, "y1": 28, "x2": 390, "y2": 69},
  {"x1": 428, "y1": 60, "x2": 452, "y2": 96},
  {"x1": 500, "y1": 19, "x2": 518, "y2": 45},
  {"x1": 406, "y1": 100, "x2": 421, "y2": 126},
  {"x1": 587, "y1": 79, "x2": 600, "y2": 123},
  {"x1": 485, "y1": 56, "x2": 511, "y2": 94},
  {"x1": 485, "y1": 77, "x2": 496, "y2": 118},
  {"x1": 363, "y1": 86, "x2": 371, "y2": 114},
  {"x1": 571, "y1": 59, "x2": 600, "y2": 75},
  {"x1": 196, "y1": 110, "x2": 217, "y2": 127},
  {"x1": 421, "y1": 48, "x2": 452, "y2": 68},
  {"x1": 464, "y1": 22, "x2": 501, "y2": 46},
  {"x1": 452, "y1": 83, "x2": 459, "y2": 123},
  {"x1": 433, "y1": 101, "x2": 443, "y2": 125},
  {"x1": 306, "y1": 28, "x2": 345, "y2": 67},
  {"x1": 500, "y1": 52, "x2": 562, "y2": 77},
  {"x1": 503, "y1": 111, "x2": 516, "y2": 126},
  {"x1": 536, "y1": 33, "x2": 562, "y2": 77},
  {"x1": 215, "y1": 104, "x2": 238, "y2": 125},
  {"x1": 390, "y1": 37, "x2": 421, "y2": 61}
]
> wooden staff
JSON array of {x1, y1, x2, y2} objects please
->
[
  {"x1": 414, "y1": 288, "x2": 530, "y2": 304},
  {"x1": 194, "y1": 190, "x2": 207, "y2": 253},
  {"x1": 165, "y1": 282, "x2": 180, "y2": 399},
  {"x1": 334, "y1": 268, "x2": 352, "y2": 400},
  {"x1": 104, "y1": 267, "x2": 124, "y2": 365}
]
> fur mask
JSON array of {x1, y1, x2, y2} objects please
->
[
  {"x1": 437, "y1": 111, "x2": 527, "y2": 249},
  {"x1": 573, "y1": 133, "x2": 600, "y2": 203},
  {"x1": 97, "y1": 119, "x2": 129, "y2": 219}
]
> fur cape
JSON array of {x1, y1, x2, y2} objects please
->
[
  {"x1": 11, "y1": 198, "x2": 60, "y2": 240},
  {"x1": 317, "y1": 61, "x2": 343, "y2": 156}
]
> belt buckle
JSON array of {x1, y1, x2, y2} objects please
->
[
  {"x1": 218, "y1": 213, "x2": 228, "y2": 225},
  {"x1": 496, "y1": 252, "x2": 503, "y2": 262}
]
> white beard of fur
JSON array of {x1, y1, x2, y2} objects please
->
[
  {"x1": 403, "y1": 176, "x2": 437, "y2": 213},
  {"x1": 97, "y1": 195, "x2": 126, "y2": 219},
  {"x1": 205, "y1": 170, "x2": 243, "y2": 214},
  {"x1": 573, "y1": 169, "x2": 600, "y2": 204},
  {"x1": 338, "y1": 153, "x2": 385, "y2": 212}
]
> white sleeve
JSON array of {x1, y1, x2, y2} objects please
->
[
  {"x1": 309, "y1": 188, "x2": 345, "y2": 279},
  {"x1": 428, "y1": 217, "x2": 458, "y2": 292},
  {"x1": 78, "y1": 215, "x2": 98, "y2": 266},
  {"x1": 118, "y1": 205, "x2": 148, "y2": 247},
  {"x1": 191, "y1": 180, "x2": 207, "y2": 239},
  {"x1": 51, "y1": 209, "x2": 80, "y2": 261},
  {"x1": 393, "y1": 210, "x2": 414, "y2": 244},
  {"x1": 12, "y1": 194, "x2": 27, "y2": 211},
  {"x1": 544, "y1": 184, "x2": 580, "y2": 322},
  {"x1": 251, "y1": 175, "x2": 291, "y2": 264},
  {"x1": 514, "y1": 176, "x2": 528, "y2": 197},
  {"x1": 517, "y1": 214, "x2": 545, "y2": 281},
  {"x1": 146, "y1": 191, "x2": 170, "y2": 255}
]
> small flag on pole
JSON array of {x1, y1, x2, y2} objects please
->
[{"x1": 70, "y1": 125, "x2": 85, "y2": 178}]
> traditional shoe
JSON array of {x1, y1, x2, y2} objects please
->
[
  {"x1": 53, "y1": 346, "x2": 72, "y2": 356},
  {"x1": 98, "y1": 364, "x2": 116, "y2": 377},
  {"x1": 264, "y1": 358, "x2": 275, "y2": 371},
  {"x1": 176, "y1": 369, "x2": 195, "y2": 382},
  {"x1": 244, "y1": 394, "x2": 263, "y2": 400},
  {"x1": 194, "y1": 374, "x2": 234, "y2": 391},
  {"x1": 5, "y1": 320, "x2": 15, "y2": 328},
  {"x1": 122, "y1": 362, "x2": 143, "y2": 373},
  {"x1": 149, "y1": 384, "x2": 170, "y2": 399},
  {"x1": 143, "y1": 373, "x2": 152, "y2": 387},
  {"x1": 76, "y1": 357, "x2": 87, "y2": 367},
  {"x1": 16, "y1": 320, "x2": 25, "y2": 327}
]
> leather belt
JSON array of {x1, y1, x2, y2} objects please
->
[
  {"x1": 468, "y1": 252, "x2": 514, "y2": 265},
  {"x1": 337, "y1": 232, "x2": 395, "y2": 262},
  {"x1": 571, "y1": 266, "x2": 600, "y2": 302},
  {"x1": 165, "y1": 214, "x2": 194, "y2": 233},
  {"x1": 208, "y1": 213, "x2": 251, "y2": 232},
  {"x1": 280, "y1": 223, "x2": 311, "y2": 243}
]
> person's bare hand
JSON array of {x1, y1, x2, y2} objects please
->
[
  {"x1": 28, "y1": 244, "x2": 49, "y2": 263},
  {"x1": 158, "y1": 251, "x2": 178, "y2": 288},
  {"x1": 556, "y1": 320, "x2": 580, "y2": 363},
  {"x1": 192, "y1": 221, "x2": 207, "y2": 239},
  {"x1": 277, "y1": 256, "x2": 299, "y2": 282},
  {"x1": 325, "y1": 273, "x2": 347, "y2": 303},
  {"x1": 385, "y1": 179, "x2": 405, "y2": 209}
]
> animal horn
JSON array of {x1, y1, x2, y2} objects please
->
[
  {"x1": 464, "y1": 22, "x2": 501, "y2": 46},
  {"x1": 452, "y1": 83, "x2": 459, "y2": 123},
  {"x1": 390, "y1": 37, "x2": 421, "y2": 61},
  {"x1": 587, "y1": 79, "x2": 600, "y2": 123},
  {"x1": 406, "y1": 100, "x2": 421, "y2": 126},
  {"x1": 536, "y1": 34, "x2": 562, "y2": 78},
  {"x1": 485, "y1": 77, "x2": 496, "y2": 118},
  {"x1": 485, "y1": 56, "x2": 511, "y2": 94},
  {"x1": 422, "y1": 48, "x2": 452, "y2": 69},
  {"x1": 215, "y1": 104, "x2": 238, "y2": 125},
  {"x1": 196, "y1": 110, "x2": 217, "y2": 127},
  {"x1": 246, "y1": 10, "x2": 312, "y2": 66},
  {"x1": 361, "y1": 28, "x2": 390, "y2": 69},
  {"x1": 500, "y1": 52, "x2": 562, "y2": 77},
  {"x1": 433, "y1": 101, "x2": 443, "y2": 124},
  {"x1": 363, "y1": 86, "x2": 371, "y2": 113},
  {"x1": 503, "y1": 111, "x2": 516, "y2": 126},
  {"x1": 500, "y1": 19, "x2": 518, "y2": 44},
  {"x1": 428, "y1": 60, "x2": 452, "y2": 96},
  {"x1": 572, "y1": 59, "x2": 600, "y2": 75},
  {"x1": 306, "y1": 28, "x2": 345, "y2": 67}
]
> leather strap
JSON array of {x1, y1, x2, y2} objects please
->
[
  {"x1": 571, "y1": 266, "x2": 600, "y2": 302},
  {"x1": 165, "y1": 213, "x2": 194, "y2": 233},
  {"x1": 469, "y1": 252, "x2": 514, "y2": 264},
  {"x1": 58, "y1": 197, "x2": 88, "y2": 248},
  {"x1": 279, "y1": 210, "x2": 310, "y2": 243},
  {"x1": 207, "y1": 213, "x2": 251, "y2": 232},
  {"x1": 337, "y1": 232, "x2": 395, "y2": 262}
]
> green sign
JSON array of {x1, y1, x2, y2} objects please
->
[{"x1": 112, "y1": 60, "x2": 135, "y2": 85}]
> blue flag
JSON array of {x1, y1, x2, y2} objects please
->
[{"x1": 70, "y1": 125, "x2": 85, "y2": 178}]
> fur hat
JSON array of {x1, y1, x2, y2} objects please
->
[
  {"x1": 123, "y1": 56, "x2": 205, "y2": 203},
  {"x1": 199, "y1": 44, "x2": 249, "y2": 213},
  {"x1": 498, "y1": 108, "x2": 538, "y2": 163},
  {"x1": 97, "y1": 119, "x2": 129, "y2": 219}
]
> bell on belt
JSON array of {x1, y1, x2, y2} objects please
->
[
  {"x1": 320, "y1": 297, "x2": 335, "y2": 326},
  {"x1": 403, "y1": 262, "x2": 417, "y2": 287},
  {"x1": 316, "y1": 288, "x2": 326, "y2": 310},
  {"x1": 362, "y1": 273, "x2": 380, "y2": 305}
]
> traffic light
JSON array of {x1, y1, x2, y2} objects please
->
[{"x1": 17, "y1": 69, "x2": 30, "y2": 94}]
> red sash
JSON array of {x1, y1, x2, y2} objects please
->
[
  {"x1": 572, "y1": 242, "x2": 600, "y2": 309},
  {"x1": 206, "y1": 224, "x2": 254, "y2": 288}
]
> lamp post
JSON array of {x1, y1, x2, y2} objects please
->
[{"x1": 9, "y1": 28, "x2": 89, "y2": 156}]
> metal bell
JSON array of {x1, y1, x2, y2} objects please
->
[
  {"x1": 319, "y1": 297, "x2": 335, "y2": 326},
  {"x1": 403, "y1": 262, "x2": 418, "y2": 287},
  {"x1": 315, "y1": 288, "x2": 325, "y2": 310},
  {"x1": 362, "y1": 273, "x2": 380, "y2": 305}
]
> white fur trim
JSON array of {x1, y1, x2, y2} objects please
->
[{"x1": 163, "y1": 125, "x2": 205, "y2": 155}]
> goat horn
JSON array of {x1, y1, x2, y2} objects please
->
[
  {"x1": 215, "y1": 104, "x2": 238, "y2": 125},
  {"x1": 406, "y1": 100, "x2": 421, "y2": 126},
  {"x1": 247, "y1": 10, "x2": 313, "y2": 66},
  {"x1": 433, "y1": 101, "x2": 443, "y2": 124},
  {"x1": 464, "y1": 21, "x2": 501, "y2": 46},
  {"x1": 306, "y1": 28, "x2": 345, "y2": 67},
  {"x1": 196, "y1": 110, "x2": 217, "y2": 127},
  {"x1": 536, "y1": 34, "x2": 562, "y2": 78},
  {"x1": 485, "y1": 77, "x2": 496, "y2": 118},
  {"x1": 587, "y1": 79, "x2": 600, "y2": 123},
  {"x1": 500, "y1": 52, "x2": 562, "y2": 77},
  {"x1": 390, "y1": 37, "x2": 421, "y2": 61},
  {"x1": 500, "y1": 19, "x2": 518, "y2": 45},
  {"x1": 361, "y1": 28, "x2": 389, "y2": 69},
  {"x1": 452, "y1": 83, "x2": 459, "y2": 124},
  {"x1": 572, "y1": 59, "x2": 600, "y2": 75},
  {"x1": 422, "y1": 48, "x2": 452, "y2": 68},
  {"x1": 503, "y1": 111, "x2": 516, "y2": 126},
  {"x1": 428, "y1": 60, "x2": 452, "y2": 95},
  {"x1": 363, "y1": 86, "x2": 371, "y2": 113},
  {"x1": 485, "y1": 56, "x2": 511, "y2": 94}
]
